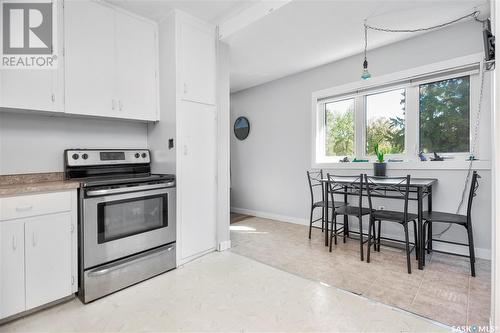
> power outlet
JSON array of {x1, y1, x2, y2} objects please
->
[{"x1": 378, "y1": 206, "x2": 385, "y2": 211}]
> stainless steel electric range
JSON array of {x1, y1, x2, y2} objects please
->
[{"x1": 64, "y1": 149, "x2": 176, "y2": 303}]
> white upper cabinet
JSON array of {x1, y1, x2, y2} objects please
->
[
  {"x1": 179, "y1": 16, "x2": 216, "y2": 105},
  {"x1": 115, "y1": 11, "x2": 158, "y2": 121},
  {"x1": 64, "y1": 1, "x2": 159, "y2": 121},
  {"x1": 0, "y1": 0, "x2": 62, "y2": 112},
  {"x1": 64, "y1": 0, "x2": 116, "y2": 118}
]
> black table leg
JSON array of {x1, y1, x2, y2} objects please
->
[
  {"x1": 417, "y1": 187, "x2": 424, "y2": 270},
  {"x1": 344, "y1": 186, "x2": 348, "y2": 237},
  {"x1": 324, "y1": 181, "x2": 329, "y2": 247}
]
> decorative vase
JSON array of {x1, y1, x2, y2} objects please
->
[{"x1": 374, "y1": 162, "x2": 387, "y2": 177}]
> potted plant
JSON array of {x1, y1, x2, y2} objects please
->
[{"x1": 373, "y1": 143, "x2": 386, "y2": 177}]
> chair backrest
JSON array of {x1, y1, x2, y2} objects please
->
[
  {"x1": 307, "y1": 170, "x2": 324, "y2": 204},
  {"x1": 364, "y1": 175, "x2": 410, "y2": 220},
  {"x1": 326, "y1": 173, "x2": 364, "y2": 209},
  {"x1": 466, "y1": 171, "x2": 480, "y2": 220}
]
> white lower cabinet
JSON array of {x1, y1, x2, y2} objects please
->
[
  {"x1": 0, "y1": 190, "x2": 77, "y2": 320},
  {"x1": 25, "y1": 213, "x2": 72, "y2": 310},
  {"x1": 0, "y1": 221, "x2": 25, "y2": 319}
]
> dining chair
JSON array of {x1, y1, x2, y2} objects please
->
[
  {"x1": 327, "y1": 173, "x2": 372, "y2": 261},
  {"x1": 307, "y1": 170, "x2": 345, "y2": 239},
  {"x1": 422, "y1": 171, "x2": 480, "y2": 276},
  {"x1": 365, "y1": 175, "x2": 418, "y2": 274}
]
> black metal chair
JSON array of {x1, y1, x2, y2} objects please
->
[
  {"x1": 365, "y1": 175, "x2": 418, "y2": 274},
  {"x1": 327, "y1": 173, "x2": 372, "y2": 261},
  {"x1": 307, "y1": 170, "x2": 345, "y2": 239},
  {"x1": 422, "y1": 171, "x2": 480, "y2": 276}
]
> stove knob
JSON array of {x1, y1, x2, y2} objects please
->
[
  {"x1": 82, "y1": 153, "x2": 88, "y2": 160},
  {"x1": 141, "y1": 153, "x2": 147, "y2": 158},
  {"x1": 72, "y1": 153, "x2": 79, "y2": 160},
  {"x1": 135, "y1": 153, "x2": 140, "y2": 158}
]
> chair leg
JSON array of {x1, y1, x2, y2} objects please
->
[
  {"x1": 422, "y1": 221, "x2": 427, "y2": 265},
  {"x1": 371, "y1": 219, "x2": 376, "y2": 251},
  {"x1": 467, "y1": 224, "x2": 476, "y2": 277},
  {"x1": 329, "y1": 215, "x2": 334, "y2": 253},
  {"x1": 367, "y1": 217, "x2": 373, "y2": 263},
  {"x1": 334, "y1": 214, "x2": 338, "y2": 245},
  {"x1": 359, "y1": 216, "x2": 364, "y2": 261},
  {"x1": 412, "y1": 220, "x2": 419, "y2": 261},
  {"x1": 404, "y1": 223, "x2": 411, "y2": 274},
  {"x1": 428, "y1": 221, "x2": 433, "y2": 253},
  {"x1": 377, "y1": 220, "x2": 381, "y2": 252},
  {"x1": 309, "y1": 206, "x2": 314, "y2": 239},
  {"x1": 343, "y1": 215, "x2": 347, "y2": 243},
  {"x1": 321, "y1": 207, "x2": 324, "y2": 232}
]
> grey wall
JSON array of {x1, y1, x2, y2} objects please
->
[
  {"x1": 230, "y1": 21, "x2": 493, "y2": 258},
  {"x1": 0, "y1": 112, "x2": 148, "y2": 174}
]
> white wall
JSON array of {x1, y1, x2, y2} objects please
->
[
  {"x1": 230, "y1": 21, "x2": 493, "y2": 258},
  {"x1": 0, "y1": 112, "x2": 148, "y2": 174}
]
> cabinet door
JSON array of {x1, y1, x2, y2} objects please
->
[
  {"x1": 0, "y1": 221, "x2": 25, "y2": 319},
  {"x1": 179, "y1": 18, "x2": 215, "y2": 105},
  {"x1": 25, "y1": 213, "x2": 72, "y2": 310},
  {"x1": 115, "y1": 12, "x2": 158, "y2": 121},
  {"x1": 178, "y1": 101, "x2": 216, "y2": 260},
  {"x1": 0, "y1": 70, "x2": 56, "y2": 111},
  {"x1": 64, "y1": 1, "x2": 115, "y2": 117}
]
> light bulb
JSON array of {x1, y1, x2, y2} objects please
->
[{"x1": 361, "y1": 59, "x2": 371, "y2": 80}]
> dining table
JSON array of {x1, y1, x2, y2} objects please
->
[{"x1": 320, "y1": 176, "x2": 438, "y2": 270}]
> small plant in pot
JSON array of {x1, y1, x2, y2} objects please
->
[{"x1": 373, "y1": 143, "x2": 386, "y2": 177}]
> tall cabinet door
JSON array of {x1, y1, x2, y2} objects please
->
[
  {"x1": 179, "y1": 18, "x2": 215, "y2": 105},
  {"x1": 64, "y1": 1, "x2": 115, "y2": 117},
  {"x1": 178, "y1": 101, "x2": 217, "y2": 260},
  {"x1": 25, "y1": 213, "x2": 72, "y2": 310},
  {"x1": 0, "y1": 221, "x2": 25, "y2": 319},
  {"x1": 115, "y1": 11, "x2": 158, "y2": 121}
]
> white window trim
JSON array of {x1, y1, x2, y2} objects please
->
[{"x1": 311, "y1": 53, "x2": 486, "y2": 170}]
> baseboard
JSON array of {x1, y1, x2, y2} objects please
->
[
  {"x1": 218, "y1": 240, "x2": 232, "y2": 251},
  {"x1": 230, "y1": 207, "x2": 491, "y2": 260}
]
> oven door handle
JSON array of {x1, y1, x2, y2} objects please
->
[
  {"x1": 86, "y1": 182, "x2": 175, "y2": 197},
  {"x1": 87, "y1": 245, "x2": 175, "y2": 277}
]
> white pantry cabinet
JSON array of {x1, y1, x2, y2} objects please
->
[
  {"x1": 64, "y1": 1, "x2": 159, "y2": 121},
  {"x1": 0, "y1": 190, "x2": 77, "y2": 320},
  {"x1": 179, "y1": 16, "x2": 216, "y2": 105}
]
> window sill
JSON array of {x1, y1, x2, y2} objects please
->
[{"x1": 313, "y1": 160, "x2": 491, "y2": 171}]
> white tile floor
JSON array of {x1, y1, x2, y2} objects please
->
[{"x1": 0, "y1": 251, "x2": 449, "y2": 332}]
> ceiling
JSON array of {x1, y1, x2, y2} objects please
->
[
  {"x1": 108, "y1": 0, "x2": 489, "y2": 92},
  {"x1": 226, "y1": 0, "x2": 489, "y2": 92},
  {"x1": 107, "y1": 0, "x2": 255, "y2": 23}
]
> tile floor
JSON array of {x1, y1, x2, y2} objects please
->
[
  {"x1": 0, "y1": 251, "x2": 448, "y2": 332},
  {"x1": 230, "y1": 216, "x2": 491, "y2": 328}
]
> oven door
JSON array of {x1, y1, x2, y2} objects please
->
[{"x1": 83, "y1": 186, "x2": 176, "y2": 269}]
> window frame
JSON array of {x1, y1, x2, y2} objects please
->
[{"x1": 311, "y1": 54, "x2": 482, "y2": 168}]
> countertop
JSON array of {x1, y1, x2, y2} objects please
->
[{"x1": 0, "y1": 172, "x2": 81, "y2": 197}]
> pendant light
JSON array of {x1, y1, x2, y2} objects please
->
[{"x1": 361, "y1": 23, "x2": 371, "y2": 80}]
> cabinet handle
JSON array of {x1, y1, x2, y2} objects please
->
[
  {"x1": 12, "y1": 235, "x2": 16, "y2": 251},
  {"x1": 51, "y1": 94, "x2": 55, "y2": 102},
  {"x1": 32, "y1": 232, "x2": 37, "y2": 247},
  {"x1": 112, "y1": 99, "x2": 116, "y2": 110},
  {"x1": 15, "y1": 204, "x2": 33, "y2": 212},
  {"x1": 183, "y1": 83, "x2": 188, "y2": 94},
  {"x1": 119, "y1": 100, "x2": 123, "y2": 111}
]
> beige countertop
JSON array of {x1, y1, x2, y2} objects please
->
[{"x1": 0, "y1": 172, "x2": 81, "y2": 197}]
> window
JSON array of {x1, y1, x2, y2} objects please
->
[
  {"x1": 365, "y1": 89, "x2": 406, "y2": 155},
  {"x1": 325, "y1": 98, "x2": 355, "y2": 157},
  {"x1": 313, "y1": 63, "x2": 478, "y2": 165},
  {"x1": 419, "y1": 76, "x2": 470, "y2": 153}
]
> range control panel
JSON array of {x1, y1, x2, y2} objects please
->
[{"x1": 65, "y1": 149, "x2": 151, "y2": 166}]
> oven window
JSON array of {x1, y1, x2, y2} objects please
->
[{"x1": 97, "y1": 194, "x2": 168, "y2": 244}]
